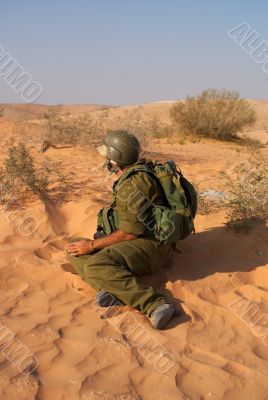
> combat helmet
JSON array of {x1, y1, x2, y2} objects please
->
[{"x1": 97, "y1": 130, "x2": 140, "y2": 167}]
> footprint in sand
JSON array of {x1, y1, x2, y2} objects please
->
[
  {"x1": 61, "y1": 263, "x2": 78, "y2": 274},
  {"x1": 34, "y1": 246, "x2": 52, "y2": 261},
  {"x1": 253, "y1": 344, "x2": 268, "y2": 361}
]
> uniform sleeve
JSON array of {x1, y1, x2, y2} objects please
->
[{"x1": 115, "y1": 172, "x2": 154, "y2": 235}]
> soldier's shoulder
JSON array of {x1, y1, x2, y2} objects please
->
[
  {"x1": 128, "y1": 170, "x2": 155, "y2": 186},
  {"x1": 117, "y1": 171, "x2": 154, "y2": 193}
]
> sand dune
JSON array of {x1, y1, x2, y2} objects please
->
[{"x1": 0, "y1": 103, "x2": 267, "y2": 400}]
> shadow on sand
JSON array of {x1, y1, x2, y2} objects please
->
[{"x1": 139, "y1": 220, "x2": 268, "y2": 328}]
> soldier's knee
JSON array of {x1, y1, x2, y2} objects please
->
[
  {"x1": 82, "y1": 261, "x2": 103, "y2": 290},
  {"x1": 83, "y1": 254, "x2": 109, "y2": 280},
  {"x1": 83, "y1": 258, "x2": 98, "y2": 277}
]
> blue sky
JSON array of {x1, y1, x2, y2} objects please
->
[{"x1": 1, "y1": 0, "x2": 268, "y2": 104}]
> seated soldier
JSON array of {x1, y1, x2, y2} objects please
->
[{"x1": 66, "y1": 130, "x2": 178, "y2": 329}]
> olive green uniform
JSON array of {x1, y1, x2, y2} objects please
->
[{"x1": 68, "y1": 163, "x2": 172, "y2": 316}]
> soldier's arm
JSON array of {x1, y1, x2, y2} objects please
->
[
  {"x1": 93, "y1": 230, "x2": 137, "y2": 250},
  {"x1": 67, "y1": 230, "x2": 137, "y2": 256},
  {"x1": 67, "y1": 230, "x2": 138, "y2": 256}
]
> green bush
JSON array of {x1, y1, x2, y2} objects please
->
[
  {"x1": 171, "y1": 89, "x2": 256, "y2": 140},
  {"x1": 0, "y1": 140, "x2": 69, "y2": 209},
  {"x1": 220, "y1": 150, "x2": 268, "y2": 231},
  {"x1": 0, "y1": 141, "x2": 48, "y2": 201}
]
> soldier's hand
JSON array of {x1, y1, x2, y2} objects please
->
[{"x1": 67, "y1": 240, "x2": 94, "y2": 256}]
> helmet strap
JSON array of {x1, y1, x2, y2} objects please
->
[{"x1": 104, "y1": 159, "x2": 122, "y2": 173}]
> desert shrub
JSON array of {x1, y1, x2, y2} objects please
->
[
  {"x1": 0, "y1": 140, "x2": 47, "y2": 196},
  {"x1": 0, "y1": 141, "x2": 66, "y2": 206},
  {"x1": 43, "y1": 106, "x2": 172, "y2": 148},
  {"x1": 43, "y1": 112, "x2": 50, "y2": 119},
  {"x1": 41, "y1": 157, "x2": 69, "y2": 184},
  {"x1": 105, "y1": 107, "x2": 172, "y2": 150},
  {"x1": 220, "y1": 150, "x2": 268, "y2": 231},
  {"x1": 0, "y1": 108, "x2": 4, "y2": 118},
  {"x1": 171, "y1": 89, "x2": 256, "y2": 140},
  {"x1": 44, "y1": 112, "x2": 100, "y2": 145},
  {"x1": 43, "y1": 104, "x2": 63, "y2": 120},
  {"x1": 196, "y1": 190, "x2": 211, "y2": 214}
]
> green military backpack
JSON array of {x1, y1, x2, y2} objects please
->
[
  {"x1": 138, "y1": 160, "x2": 197, "y2": 244},
  {"x1": 96, "y1": 160, "x2": 198, "y2": 245}
]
